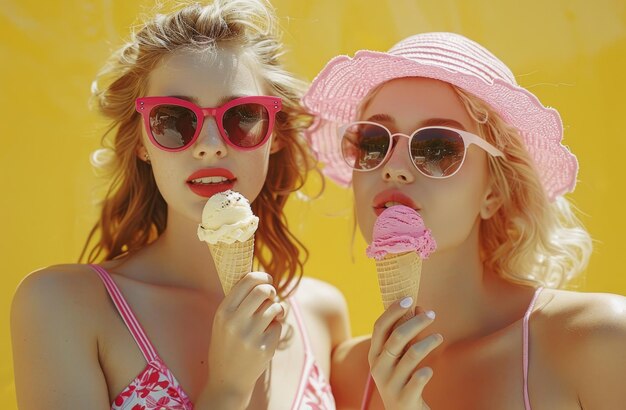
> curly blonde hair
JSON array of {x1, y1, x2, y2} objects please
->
[
  {"x1": 80, "y1": 0, "x2": 315, "y2": 296},
  {"x1": 453, "y1": 86, "x2": 592, "y2": 289}
]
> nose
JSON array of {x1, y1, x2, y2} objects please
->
[
  {"x1": 381, "y1": 137, "x2": 415, "y2": 184},
  {"x1": 192, "y1": 117, "x2": 227, "y2": 159}
]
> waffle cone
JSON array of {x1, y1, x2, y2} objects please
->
[
  {"x1": 208, "y1": 236, "x2": 255, "y2": 295},
  {"x1": 375, "y1": 251, "x2": 422, "y2": 322}
]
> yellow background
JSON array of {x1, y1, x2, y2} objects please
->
[{"x1": 1, "y1": 0, "x2": 625, "y2": 406}]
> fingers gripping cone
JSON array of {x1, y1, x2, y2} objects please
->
[
  {"x1": 366, "y1": 205, "x2": 436, "y2": 323},
  {"x1": 197, "y1": 190, "x2": 259, "y2": 295}
]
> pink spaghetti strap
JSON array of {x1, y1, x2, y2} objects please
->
[
  {"x1": 290, "y1": 297, "x2": 312, "y2": 354},
  {"x1": 360, "y1": 374, "x2": 375, "y2": 410},
  {"x1": 89, "y1": 264, "x2": 159, "y2": 363},
  {"x1": 523, "y1": 286, "x2": 543, "y2": 410},
  {"x1": 289, "y1": 297, "x2": 314, "y2": 410}
]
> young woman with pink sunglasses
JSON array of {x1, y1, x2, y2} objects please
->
[
  {"x1": 304, "y1": 32, "x2": 626, "y2": 409},
  {"x1": 11, "y1": 1, "x2": 348, "y2": 408}
]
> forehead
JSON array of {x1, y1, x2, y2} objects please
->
[
  {"x1": 360, "y1": 77, "x2": 475, "y2": 130},
  {"x1": 146, "y1": 47, "x2": 264, "y2": 105}
]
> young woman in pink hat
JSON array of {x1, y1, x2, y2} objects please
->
[
  {"x1": 10, "y1": 1, "x2": 348, "y2": 408},
  {"x1": 304, "y1": 32, "x2": 626, "y2": 409}
]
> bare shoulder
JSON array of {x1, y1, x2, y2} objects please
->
[
  {"x1": 11, "y1": 264, "x2": 112, "y2": 407},
  {"x1": 14, "y1": 264, "x2": 105, "y2": 302},
  {"x1": 331, "y1": 335, "x2": 372, "y2": 409},
  {"x1": 535, "y1": 289, "x2": 626, "y2": 407},
  {"x1": 536, "y1": 288, "x2": 626, "y2": 339},
  {"x1": 292, "y1": 276, "x2": 351, "y2": 350},
  {"x1": 294, "y1": 276, "x2": 349, "y2": 318},
  {"x1": 11, "y1": 264, "x2": 107, "y2": 333}
]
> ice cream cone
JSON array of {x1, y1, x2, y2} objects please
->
[
  {"x1": 375, "y1": 251, "x2": 422, "y2": 323},
  {"x1": 208, "y1": 236, "x2": 255, "y2": 295},
  {"x1": 197, "y1": 190, "x2": 259, "y2": 295},
  {"x1": 366, "y1": 205, "x2": 435, "y2": 324}
]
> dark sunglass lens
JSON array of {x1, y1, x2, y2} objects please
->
[
  {"x1": 411, "y1": 128, "x2": 465, "y2": 177},
  {"x1": 149, "y1": 105, "x2": 197, "y2": 149},
  {"x1": 222, "y1": 103, "x2": 269, "y2": 148},
  {"x1": 341, "y1": 123, "x2": 390, "y2": 170}
]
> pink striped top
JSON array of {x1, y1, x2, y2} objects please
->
[
  {"x1": 92, "y1": 264, "x2": 192, "y2": 409},
  {"x1": 360, "y1": 287, "x2": 544, "y2": 410},
  {"x1": 91, "y1": 264, "x2": 335, "y2": 409}
]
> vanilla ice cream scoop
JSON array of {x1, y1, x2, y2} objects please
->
[{"x1": 197, "y1": 190, "x2": 259, "y2": 245}]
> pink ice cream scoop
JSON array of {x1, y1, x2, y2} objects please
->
[{"x1": 366, "y1": 205, "x2": 437, "y2": 260}]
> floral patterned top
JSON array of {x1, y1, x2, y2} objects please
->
[{"x1": 91, "y1": 264, "x2": 335, "y2": 409}]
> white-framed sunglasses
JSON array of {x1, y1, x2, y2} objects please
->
[{"x1": 339, "y1": 121, "x2": 504, "y2": 178}]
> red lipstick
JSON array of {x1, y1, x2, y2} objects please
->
[{"x1": 186, "y1": 168, "x2": 236, "y2": 198}]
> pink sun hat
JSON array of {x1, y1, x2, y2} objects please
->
[{"x1": 302, "y1": 32, "x2": 578, "y2": 201}]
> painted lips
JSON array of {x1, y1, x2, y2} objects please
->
[{"x1": 186, "y1": 168, "x2": 236, "y2": 198}]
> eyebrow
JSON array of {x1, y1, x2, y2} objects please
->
[
  {"x1": 168, "y1": 94, "x2": 246, "y2": 106},
  {"x1": 364, "y1": 113, "x2": 467, "y2": 130},
  {"x1": 420, "y1": 118, "x2": 467, "y2": 130},
  {"x1": 365, "y1": 113, "x2": 394, "y2": 123}
]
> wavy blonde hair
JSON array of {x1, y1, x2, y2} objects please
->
[
  {"x1": 80, "y1": 0, "x2": 315, "y2": 297},
  {"x1": 453, "y1": 86, "x2": 592, "y2": 289}
]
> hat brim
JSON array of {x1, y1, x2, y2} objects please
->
[{"x1": 303, "y1": 50, "x2": 578, "y2": 200}]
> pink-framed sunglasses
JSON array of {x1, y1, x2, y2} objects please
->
[
  {"x1": 339, "y1": 121, "x2": 505, "y2": 178},
  {"x1": 135, "y1": 96, "x2": 282, "y2": 152}
]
